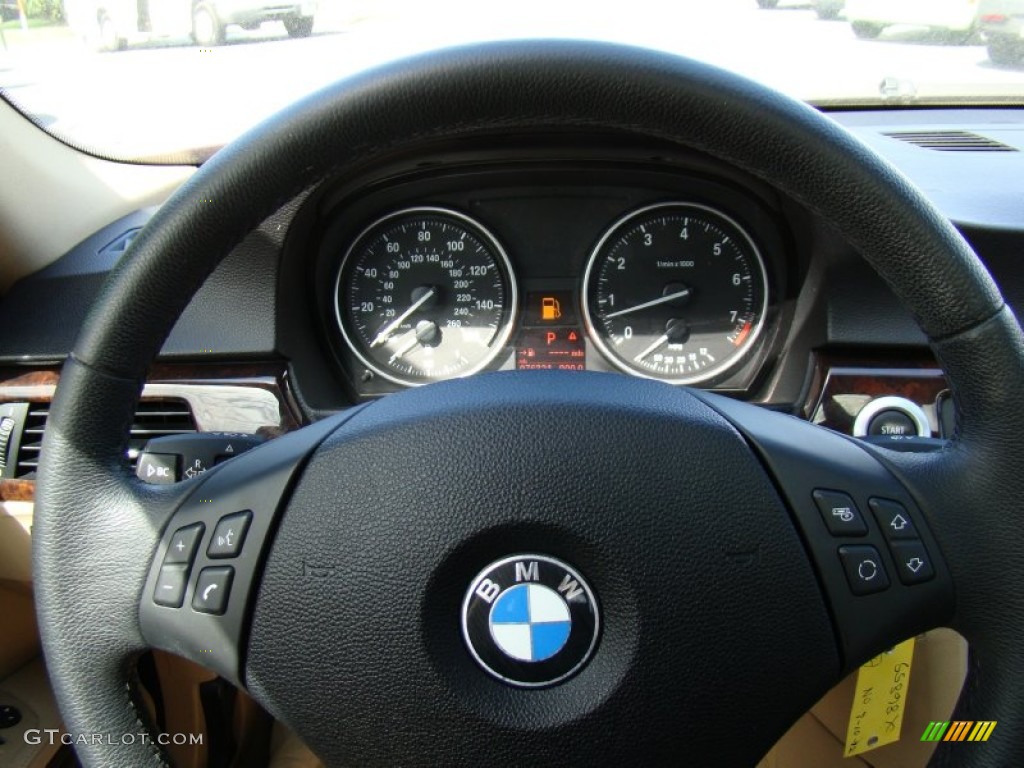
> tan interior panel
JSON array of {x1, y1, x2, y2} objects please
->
[
  {"x1": 0, "y1": 100, "x2": 193, "y2": 294},
  {"x1": 150, "y1": 651, "x2": 274, "y2": 768},
  {"x1": 269, "y1": 723, "x2": 324, "y2": 768},
  {"x1": 759, "y1": 629, "x2": 968, "y2": 768},
  {"x1": 0, "y1": 501, "x2": 33, "y2": 583},
  {"x1": 152, "y1": 652, "x2": 218, "y2": 768},
  {"x1": 0, "y1": 658, "x2": 64, "y2": 768},
  {"x1": 0, "y1": 580, "x2": 40, "y2": 680}
]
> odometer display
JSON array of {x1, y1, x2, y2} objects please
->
[
  {"x1": 335, "y1": 208, "x2": 517, "y2": 386},
  {"x1": 583, "y1": 203, "x2": 768, "y2": 384}
]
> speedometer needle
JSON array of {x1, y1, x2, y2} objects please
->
[
  {"x1": 370, "y1": 287, "x2": 437, "y2": 348},
  {"x1": 604, "y1": 288, "x2": 691, "y2": 319},
  {"x1": 634, "y1": 334, "x2": 670, "y2": 362}
]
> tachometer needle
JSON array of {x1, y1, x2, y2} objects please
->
[
  {"x1": 370, "y1": 287, "x2": 437, "y2": 348},
  {"x1": 605, "y1": 288, "x2": 691, "y2": 320},
  {"x1": 634, "y1": 334, "x2": 670, "y2": 362}
]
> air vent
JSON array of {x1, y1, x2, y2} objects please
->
[
  {"x1": 99, "y1": 227, "x2": 141, "y2": 255},
  {"x1": 15, "y1": 398, "x2": 196, "y2": 478},
  {"x1": 15, "y1": 403, "x2": 49, "y2": 477},
  {"x1": 883, "y1": 130, "x2": 1017, "y2": 152}
]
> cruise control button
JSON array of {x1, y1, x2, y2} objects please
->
[
  {"x1": 838, "y1": 545, "x2": 890, "y2": 595},
  {"x1": 192, "y1": 567, "x2": 234, "y2": 615},
  {"x1": 889, "y1": 540, "x2": 935, "y2": 585},
  {"x1": 207, "y1": 511, "x2": 252, "y2": 558},
  {"x1": 870, "y1": 498, "x2": 918, "y2": 541},
  {"x1": 163, "y1": 523, "x2": 204, "y2": 566},
  {"x1": 154, "y1": 564, "x2": 189, "y2": 607},
  {"x1": 813, "y1": 490, "x2": 868, "y2": 536}
]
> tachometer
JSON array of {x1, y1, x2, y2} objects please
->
[
  {"x1": 335, "y1": 207, "x2": 518, "y2": 386},
  {"x1": 583, "y1": 203, "x2": 768, "y2": 385}
]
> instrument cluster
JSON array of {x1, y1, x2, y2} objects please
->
[{"x1": 316, "y1": 160, "x2": 794, "y2": 398}]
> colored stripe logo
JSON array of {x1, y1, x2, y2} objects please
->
[{"x1": 921, "y1": 721, "x2": 997, "y2": 742}]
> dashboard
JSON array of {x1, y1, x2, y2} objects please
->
[{"x1": 2, "y1": 109, "x2": 1024, "y2": 493}]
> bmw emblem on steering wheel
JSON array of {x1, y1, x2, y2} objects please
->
[{"x1": 461, "y1": 554, "x2": 600, "y2": 687}]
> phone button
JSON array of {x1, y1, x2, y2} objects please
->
[{"x1": 192, "y1": 566, "x2": 234, "y2": 615}]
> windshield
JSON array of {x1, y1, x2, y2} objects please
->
[{"x1": 1, "y1": 0, "x2": 1023, "y2": 161}]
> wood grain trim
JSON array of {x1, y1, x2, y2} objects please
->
[
  {"x1": 0, "y1": 369, "x2": 58, "y2": 399},
  {"x1": 808, "y1": 359, "x2": 949, "y2": 437},
  {"x1": 0, "y1": 479, "x2": 35, "y2": 502},
  {"x1": 0, "y1": 363, "x2": 303, "y2": 501}
]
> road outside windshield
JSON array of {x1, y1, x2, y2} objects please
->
[{"x1": 1, "y1": 0, "x2": 1023, "y2": 161}]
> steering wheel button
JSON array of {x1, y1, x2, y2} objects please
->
[
  {"x1": 153, "y1": 564, "x2": 189, "y2": 607},
  {"x1": 838, "y1": 545, "x2": 890, "y2": 595},
  {"x1": 889, "y1": 540, "x2": 935, "y2": 585},
  {"x1": 163, "y1": 523, "x2": 204, "y2": 566},
  {"x1": 207, "y1": 511, "x2": 252, "y2": 558},
  {"x1": 136, "y1": 452, "x2": 180, "y2": 485},
  {"x1": 813, "y1": 490, "x2": 868, "y2": 536},
  {"x1": 192, "y1": 567, "x2": 234, "y2": 615},
  {"x1": 869, "y1": 498, "x2": 919, "y2": 541},
  {"x1": 0, "y1": 704, "x2": 22, "y2": 729}
]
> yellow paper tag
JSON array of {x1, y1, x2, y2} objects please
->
[{"x1": 844, "y1": 637, "x2": 916, "y2": 757}]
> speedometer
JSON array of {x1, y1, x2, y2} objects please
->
[
  {"x1": 583, "y1": 203, "x2": 768, "y2": 385},
  {"x1": 335, "y1": 208, "x2": 518, "y2": 386}
]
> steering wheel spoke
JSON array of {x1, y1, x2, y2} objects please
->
[
  {"x1": 697, "y1": 391, "x2": 955, "y2": 670},
  {"x1": 138, "y1": 413, "x2": 349, "y2": 684}
]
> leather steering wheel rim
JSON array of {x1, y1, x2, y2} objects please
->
[{"x1": 34, "y1": 40, "x2": 1024, "y2": 767}]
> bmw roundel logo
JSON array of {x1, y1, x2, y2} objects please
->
[{"x1": 461, "y1": 554, "x2": 599, "y2": 687}]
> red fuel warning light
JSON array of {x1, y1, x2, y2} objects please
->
[{"x1": 516, "y1": 328, "x2": 586, "y2": 371}]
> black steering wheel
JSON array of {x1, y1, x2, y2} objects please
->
[{"x1": 34, "y1": 41, "x2": 1024, "y2": 767}]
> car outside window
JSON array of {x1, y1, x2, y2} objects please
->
[{"x1": 1, "y1": 0, "x2": 1023, "y2": 160}]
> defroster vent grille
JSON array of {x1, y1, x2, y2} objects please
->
[{"x1": 15, "y1": 398, "x2": 196, "y2": 477}]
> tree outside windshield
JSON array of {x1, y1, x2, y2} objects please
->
[{"x1": 1, "y1": 0, "x2": 1023, "y2": 161}]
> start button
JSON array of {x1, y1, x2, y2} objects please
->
[
  {"x1": 853, "y1": 396, "x2": 930, "y2": 438},
  {"x1": 867, "y1": 409, "x2": 917, "y2": 437}
]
